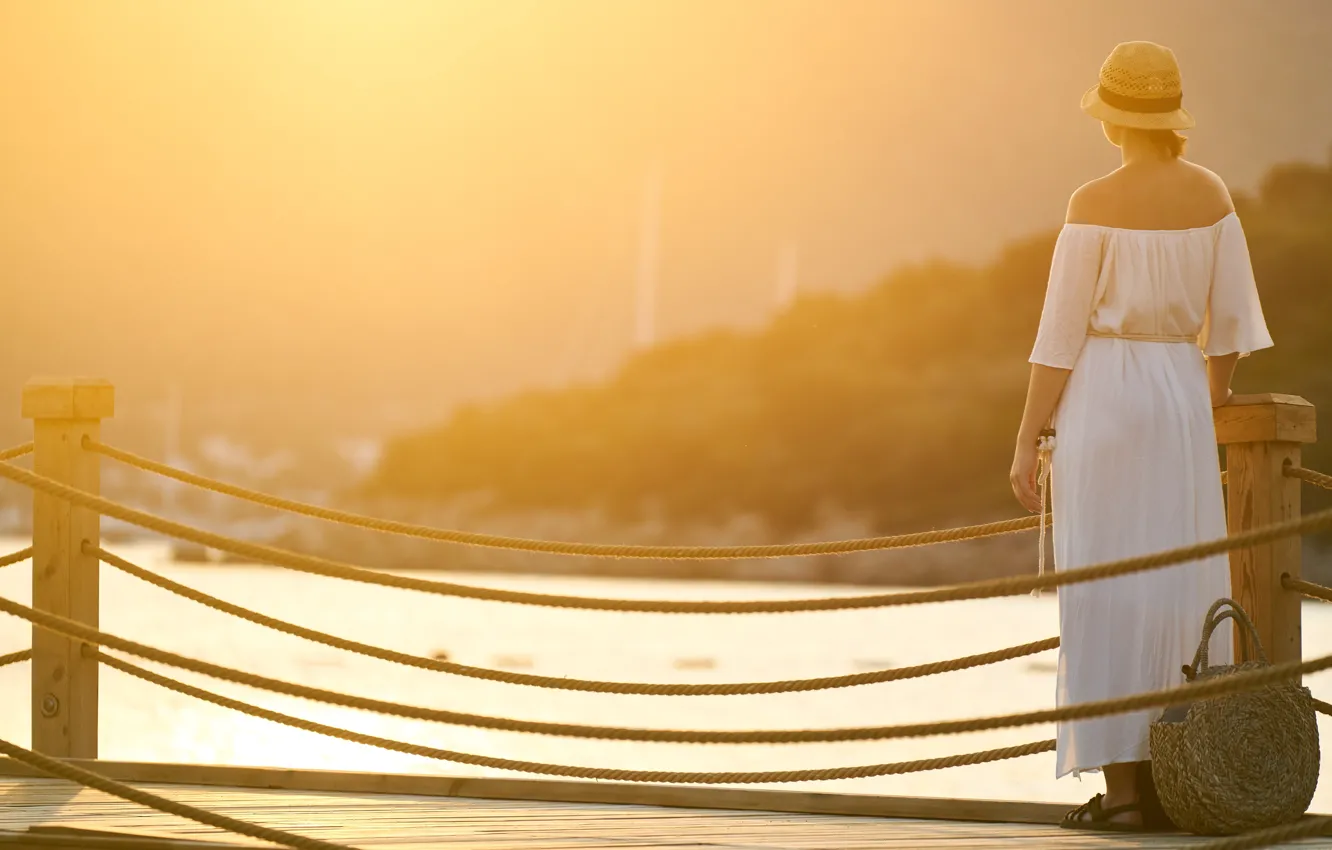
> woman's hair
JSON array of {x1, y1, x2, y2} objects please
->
[
  {"x1": 1144, "y1": 129, "x2": 1188, "y2": 159},
  {"x1": 1110, "y1": 124, "x2": 1188, "y2": 158}
]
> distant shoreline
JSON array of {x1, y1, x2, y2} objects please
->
[
  {"x1": 4, "y1": 528, "x2": 1326, "y2": 588},
  {"x1": 160, "y1": 532, "x2": 1052, "y2": 589}
]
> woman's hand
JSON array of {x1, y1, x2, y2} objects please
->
[
  {"x1": 1013, "y1": 365, "x2": 1070, "y2": 513},
  {"x1": 1010, "y1": 443, "x2": 1042, "y2": 513},
  {"x1": 1207, "y1": 353, "x2": 1239, "y2": 409}
]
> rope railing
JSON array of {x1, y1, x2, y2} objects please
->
[
  {"x1": 0, "y1": 547, "x2": 31, "y2": 569},
  {"x1": 0, "y1": 395, "x2": 1321, "y2": 849},
  {"x1": 0, "y1": 733, "x2": 350, "y2": 850},
  {"x1": 79, "y1": 651, "x2": 1332, "y2": 849},
  {"x1": 92, "y1": 544, "x2": 1058, "y2": 696},
  {"x1": 3, "y1": 589, "x2": 1331, "y2": 744},
  {"x1": 1287, "y1": 464, "x2": 1332, "y2": 491},
  {"x1": 94, "y1": 649, "x2": 1056, "y2": 784},
  {"x1": 1283, "y1": 575, "x2": 1332, "y2": 605},
  {"x1": 0, "y1": 465, "x2": 1321, "y2": 847},
  {"x1": 5, "y1": 459, "x2": 1332, "y2": 613},
  {"x1": 6, "y1": 590, "x2": 1061, "y2": 743},
  {"x1": 85, "y1": 438, "x2": 1043, "y2": 559},
  {"x1": 0, "y1": 442, "x2": 32, "y2": 463}
]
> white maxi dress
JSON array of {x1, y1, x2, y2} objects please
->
[{"x1": 1029, "y1": 212, "x2": 1274, "y2": 779}]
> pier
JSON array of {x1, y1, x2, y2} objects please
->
[{"x1": 0, "y1": 377, "x2": 1329, "y2": 849}]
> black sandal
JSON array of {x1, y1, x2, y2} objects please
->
[{"x1": 1060, "y1": 794, "x2": 1150, "y2": 833}]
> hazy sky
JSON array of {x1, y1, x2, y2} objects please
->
[{"x1": 2, "y1": 0, "x2": 1330, "y2": 434}]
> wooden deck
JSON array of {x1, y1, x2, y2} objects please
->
[{"x1": 1, "y1": 763, "x2": 1329, "y2": 848}]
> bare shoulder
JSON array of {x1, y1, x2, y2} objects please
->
[
  {"x1": 1064, "y1": 161, "x2": 1235, "y2": 228},
  {"x1": 1178, "y1": 160, "x2": 1237, "y2": 214},
  {"x1": 1064, "y1": 176, "x2": 1116, "y2": 224}
]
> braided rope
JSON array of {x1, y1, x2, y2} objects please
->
[
  {"x1": 95, "y1": 650, "x2": 1055, "y2": 784},
  {"x1": 5, "y1": 591, "x2": 1332, "y2": 744},
  {"x1": 86, "y1": 438, "x2": 1043, "y2": 559},
  {"x1": 0, "y1": 667, "x2": 1318, "y2": 850},
  {"x1": 1284, "y1": 575, "x2": 1332, "y2": 604},
  {"x1": 4, "y1": 460, "x2": 1331, "y2": 613},
  {"x1": 0, "y1": 657, "x2": 1317, "y2": 850},
  {"x1": 4, "y1": 650, "x2": 1323, "y2": 845},
  {"x1": 0, "y1": 548, "x2": 32, "y2": 569},
  {"x1": 1287, "y1": 465, "x2": 1332, "y2": 491},
  {"x1": 0, "y1": 649, "x2": 31, "y2": 668},
  {"x1": 2, "y1": 653, "x2": 1318, "y2": 845},
  {"x1": 0, "y1": 443, "x2": 32, "y2": 463},
  {"x1": 0, "y1": 733, "x2": 352, "y2": 850},
  {"x1": 94, "y1": 545, "x2": 1058, "y2": 696},
  {"x1": 1193, "y1": 817, "x2": 1332, "y2": 850}
]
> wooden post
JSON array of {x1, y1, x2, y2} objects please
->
[
  {"x1": 1214, "y1": 393, "x2": 1316, "y2": 667},
  {"x1": 21, "y1": 377, "x2": 114, "y2": 758}
]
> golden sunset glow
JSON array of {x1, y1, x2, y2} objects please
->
[
  {"x1": 2, "y1": 5, "x2": 1332, "y2": 839},
  {"x1": 3, "y1": 1, "x2": 1325, "y2": 416}
]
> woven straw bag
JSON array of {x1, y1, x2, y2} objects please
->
[{"x1": 1149, "y1": 598, "x2": 1319, "y2": 835}]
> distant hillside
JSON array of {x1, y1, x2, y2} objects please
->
[{"x1": 368, "y1": 154, "x2": 1332, "y2": 549}]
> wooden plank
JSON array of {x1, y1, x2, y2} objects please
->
[
  {"x1": 1214, "y1": 393, "x2": 1316, "y2": 445},
  {"x1": 0, "y1": 759, "x2": 1071, "y2": 825}
]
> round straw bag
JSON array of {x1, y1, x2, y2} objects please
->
[{"x1": 1149, "y1": 598, "x2": 1319, "y2": 835}]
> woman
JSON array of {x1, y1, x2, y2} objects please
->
[{"x1": 1010, "y1": 41, "x2": 1272, "y2": 832}]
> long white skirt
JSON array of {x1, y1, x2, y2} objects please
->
[{"x1": 1052, "y1": 337, "x2": 1233, "y2": 778}]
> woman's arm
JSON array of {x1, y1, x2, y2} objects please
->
[
  {"x1": 1010, "y1": 364, "x2": 1072, "y2": 512},
  {"x1": 1206, "y1": 352, "x2": 1239, "y2": 408}
]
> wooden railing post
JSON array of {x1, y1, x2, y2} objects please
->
[
  {"x1": 1214, "y1": 393, "x2": 1316, "y2": 667},
  {"x1": 21, "y1": 377, "x2": 114, "y2": 758}
]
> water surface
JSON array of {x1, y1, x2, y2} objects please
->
[{"x1": 1, "y1": 538, "x2": 1327, "y2": 809}]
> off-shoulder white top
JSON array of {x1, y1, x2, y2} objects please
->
[{"x1": 1030, "y1": 212, "x2": 1273, "y2": 370}]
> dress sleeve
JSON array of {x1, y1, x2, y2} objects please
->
[
  {"x1": 1199, "y1": 215, "x2": 1273, "y2": 357},
  {"x1": 1029, "y1": 226, "x2": 1105, "y2": 370}
]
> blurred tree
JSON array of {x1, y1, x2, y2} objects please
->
[{"x1": 369, "y1": 153, "x2": 1332, "y2": 541}]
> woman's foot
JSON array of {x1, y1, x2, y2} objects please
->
[{"x1": 1061, "y1": 793, "x2": 1146, "y2": 831}]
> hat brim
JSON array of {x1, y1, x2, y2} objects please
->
[{"x1": 1081, "y1": 84, "x2": 1195, "y2": 130}]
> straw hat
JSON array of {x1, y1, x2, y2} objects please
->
[{"x1": 1081, "y1": 41, "x2": 1195, "y2": 130}]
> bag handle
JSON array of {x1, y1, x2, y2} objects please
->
[
  {"x1": 1192, "y1": 597, "x2": 1241, "y2": 670},
  {"x1": 1183, "y1": 598, "x2": 1269, "y2": 680}
]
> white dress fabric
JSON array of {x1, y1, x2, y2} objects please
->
[{"x1": 1029, "y1": 212, "x2": 1274, "y2": 779}]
